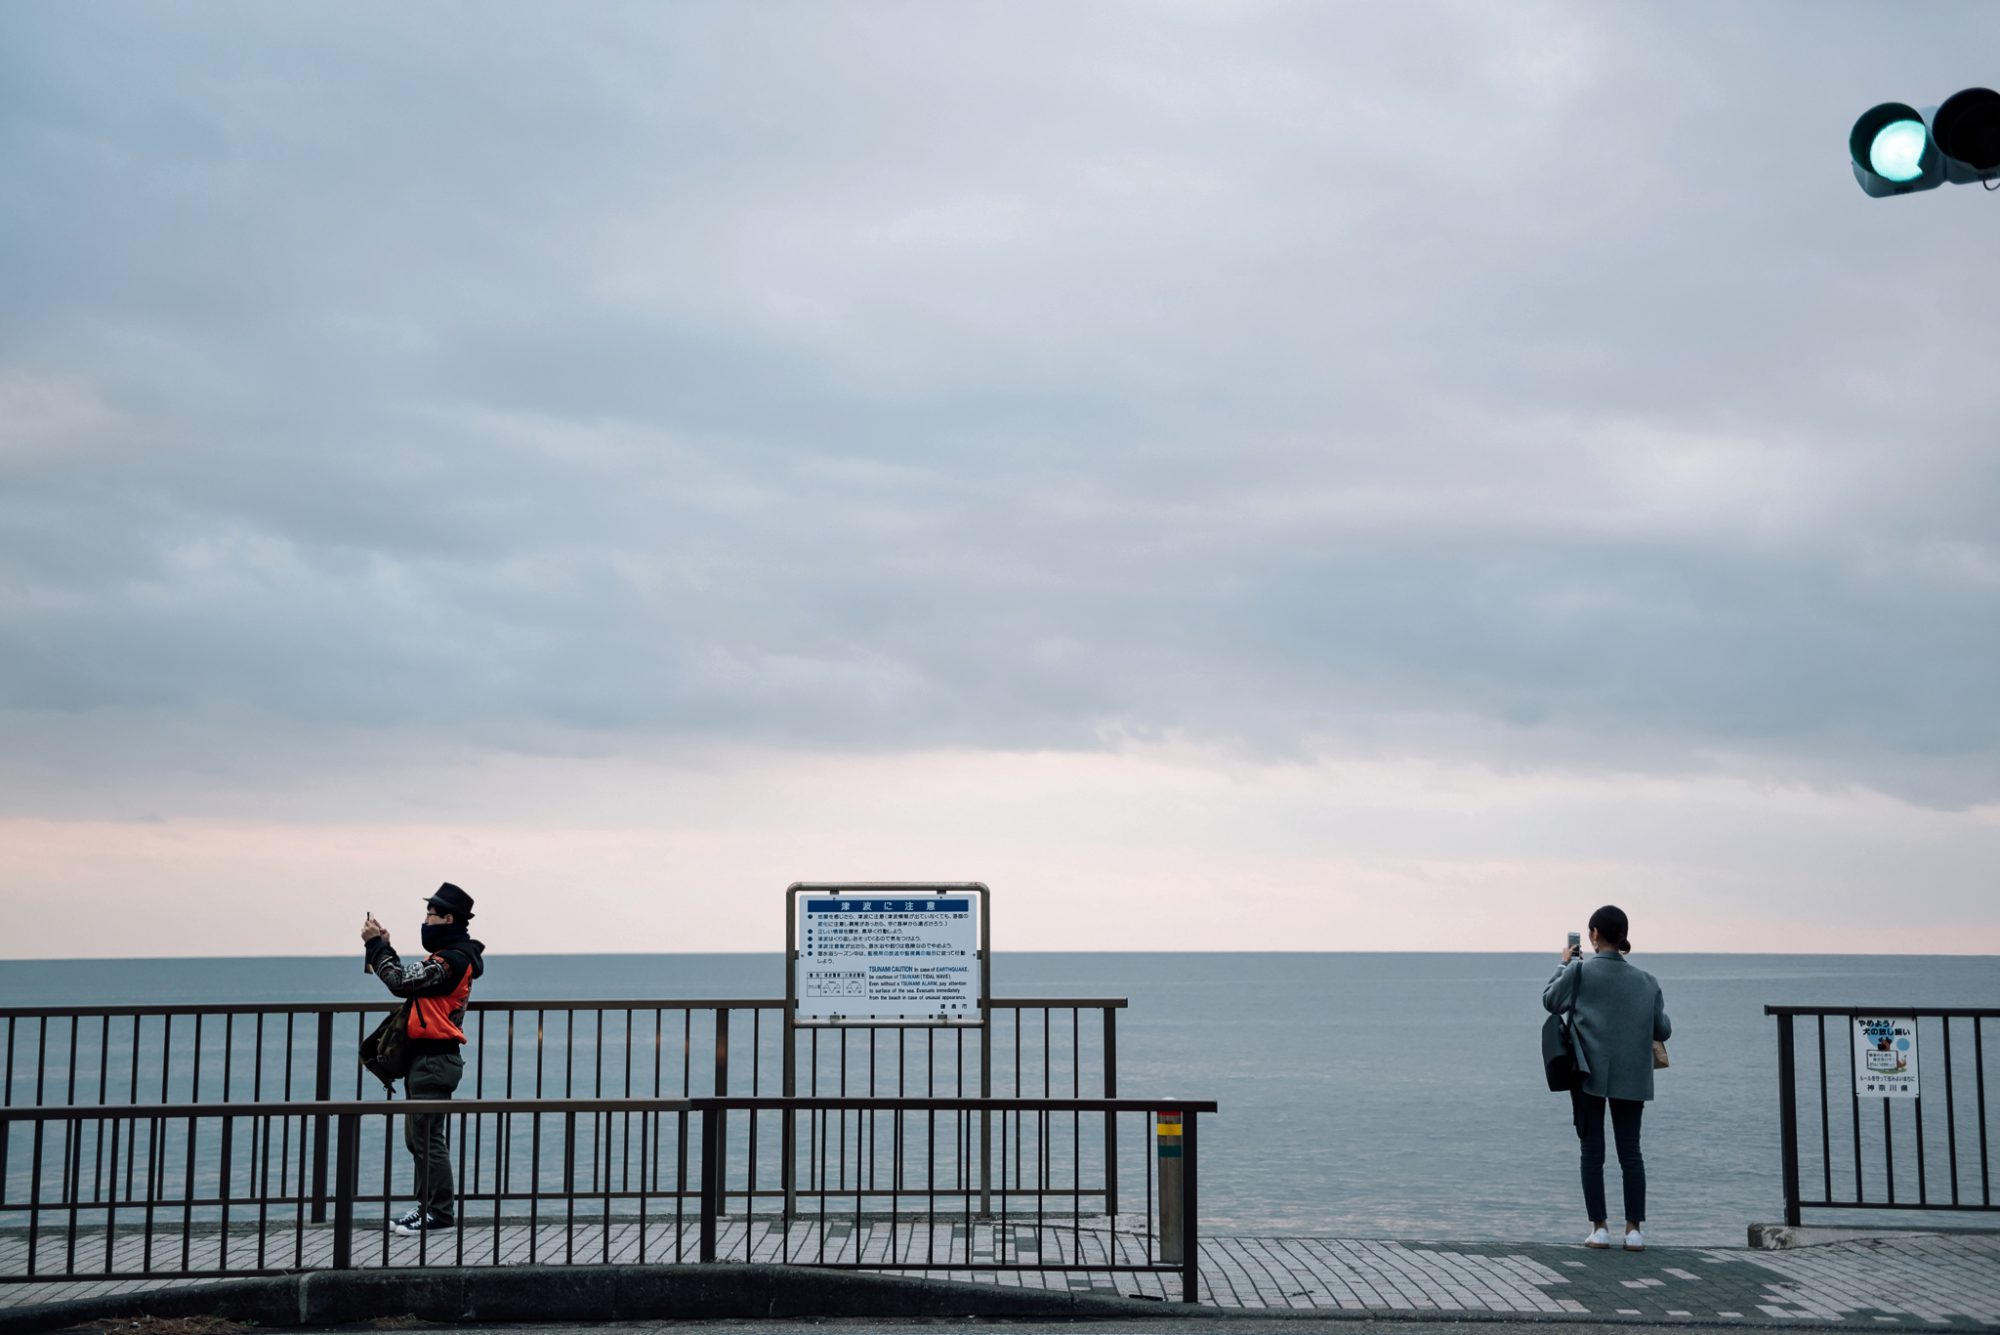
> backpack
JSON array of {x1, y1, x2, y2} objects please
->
[{"x1": 360, "y1": 1001, "x2": 413, "y2": 1093}]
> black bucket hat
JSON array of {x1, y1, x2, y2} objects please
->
[{"x1": 425, "y1": 882, "x2": 475, "y2": 921}]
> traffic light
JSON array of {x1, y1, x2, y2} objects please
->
[{"x1": 1849, "y1": 88, "x2": 2000, "y2": 197}]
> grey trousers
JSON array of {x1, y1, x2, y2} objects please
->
[{"x1": 404, "y1": 1051, "x2": 464, "y2": 1216}]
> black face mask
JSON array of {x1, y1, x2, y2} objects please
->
[{"x1": 421, "y1": 921, "x2": 465, "y2": 953}]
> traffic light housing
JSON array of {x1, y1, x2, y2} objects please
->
[{"x1": 1849, "y1": 88, "x2": 2000, "y2": 197}]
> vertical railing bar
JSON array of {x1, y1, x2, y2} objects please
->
[
  {"x1": 217, "y1": 1107, "x2": 233, "y2": 1273},
  {"x1": 714, "y1": 1009, "x2": 730, "y2": 1215},
  {"x1": 455, "y1": 1108, "x2": 469, "y2": 1267},
  {"x1": 1976, "y1": 1016, "x2": 1990, "y2": 1208},
  {"x1": 179, "y1": 1111, "x2": 197, "y2": 1271},
  {"x1": 383, "y1": 1101, "x2": 396, "y2": 1266},
  {"x1": 676, "y1": 1107, "x2": 688, "y2": 1263},
  {"x1": 310, "y1": 1012, "x2": 332, "y2": 1224},
  {"x1": 1849, "y1": 1010, "x2": 1863, "y2": 1204},
  {"x1": 104, "y1": 1113, "x2": 124, "y2": 1274},
  {"x1": 1145, "y1": 1108, "x2": 1155, "y2": 1263},
  {"x1": 330, "y1": 1111, "x2": 356, "y2": 1270},
  {"x1": 142, "y1": 1114, "x2": 158, "y2": 1274},
  {"x1": 564, "y1": 1109, "x2": 577, "y2": 1259},
  {"x1": 1883, "y1": 1097, "x2": 1895, "y2": 1204},
  {"x1": 529, "y1": 1107, "x2": 542, "y2": 1265},
  {"x1": 1816, "y1": 1013, "x2": 1831, "y2": 1205},
  {"x1": 637, "y1": 1108, "x2": 650, "y2": 1265},
  {"x1": 1914, "y1": 1017, "x2": 1928, "y2": 1205},
  {"x1": 256, "y1": 1110, "x2": 271, "y2": 1270},
  {"x1": 1777, "y1": 1013, "x2": 1801, "y2": 1227},
  {"x1": 1181, "y1": 1110, "x2": 1200, "y2": 1304},
  {"x1": 63, "y1": 1115, "x2": 79, "y2": 1274},
  {"x1": 472, "y1": 1018, "x2": 485, "y2": 1205},
  {"x1": 1943, "y1": 1018, "x2": 1959, "y2": 1208}
]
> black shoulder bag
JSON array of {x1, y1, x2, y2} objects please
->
[
  {"x1": 360, "y1": 1001, "x2": 412, "y2": 1095},
  {"x1": 1541, "y1": 959, "x2": 1587, "y2": 1092}
]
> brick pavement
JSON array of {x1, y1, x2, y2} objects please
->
[{"x1": 2, "y1": 1221, "x2": 1995, "y2": 1326}]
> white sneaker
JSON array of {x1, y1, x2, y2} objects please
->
[
  {"x1": 1583, "y1": 1227, "x2": 1612, "y2": 1249},
  {"x1": 1624, "y1": 1229, "x2": 1645, "y2": 1251}
]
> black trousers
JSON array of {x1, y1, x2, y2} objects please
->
[
  {"x1": 405, "y1": 1051, "x2": 464, "y2": 1216},
  {"x1": 1571, "y1": 1088, "x2": 1645, "y2": 1224}
]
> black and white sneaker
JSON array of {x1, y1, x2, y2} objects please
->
[{"x1": 392, "y1": 1208, "x2": 454, "y2": 1235}]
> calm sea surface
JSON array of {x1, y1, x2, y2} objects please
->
[{"x1": 3, "y1": 952, "x2": 1993, "y2": 1245}]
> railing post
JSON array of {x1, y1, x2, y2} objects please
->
[
  {"x1": 1102, "y1": 1008, "x2": 1119, "y2": 1218},
  {"x1": 310, "y1": 1012, "x2": 334, "y2": 1223},
  {"x1": 1180, "y1": 1110, "x2": 1200, "y2": 1305},
  {"x1": 1157, "y1": 1109, "x2": 1183, "y2": 1265},
  {"x1": 699, "y1": 1103, "x2": 722, "y2": 1263},
  {"x1": 1776, "y1": 1012, "x2": 1802, "y2": 1228},
  {"x1": 331, "y1": 1110, "x2": 359, "y2": 1270},
  {"x1": 712, "y1": 1009, "x2": 729, "y2": 1217}
]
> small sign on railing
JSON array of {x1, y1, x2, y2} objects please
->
[{"x1": 1852, "y1": 1016, "x2": 1919, "y2": 1098}]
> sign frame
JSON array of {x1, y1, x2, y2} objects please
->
[
  {"x1": 1852, "y1": 1014, "x2": 1920, "y2": 1099},
  {"x1": 784, "y1": 882, "x2": 990, "y2": 1029}
]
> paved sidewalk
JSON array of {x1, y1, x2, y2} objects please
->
[
  {"x1": 1181, "y1": 1234, "x2": 2000, "y2": 1325},
  {"x1": 4, "y1": 1226, "x2": 1996, "y2": 1326}
]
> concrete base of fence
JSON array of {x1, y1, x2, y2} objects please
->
[{"x1": 0, "y1": 1264, "x2": 1200, "y2": 1333}]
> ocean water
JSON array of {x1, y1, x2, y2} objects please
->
[{"x1": 2, "y1": 951, "x2": 1994, "y2": 1245}]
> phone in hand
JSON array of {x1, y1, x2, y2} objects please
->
[
  {"x1": 363, "y1": 910, "x2": 375, "y2": 974},
  {"x1": 1567, "y1": 931, "x2": 1581, "y2": 958}
]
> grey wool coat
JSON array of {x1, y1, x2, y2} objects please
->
[{"x1": 1543, "y1": 951, "x2": 1673, "y2": 1102}]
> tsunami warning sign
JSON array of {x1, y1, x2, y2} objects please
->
[{"x1": 793, "y1": 890, "x2": 983, "y2": 1025}]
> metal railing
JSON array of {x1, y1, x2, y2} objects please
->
[
  {"x1": 0, "y1": 998, "x2": 1126, "y2": 1107},
  {"x1": 1767, "y1": 1005, "x2": 1997, "y2": 1226},
  {"x1": 0, "y1": 1095, "x2": 1213, "y2": 1302},
  {"x1": 0, "y1": 996, "x2": 1127, "y2": 1219}
]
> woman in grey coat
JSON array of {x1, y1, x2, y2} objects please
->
[{"x1": 1543, "y1": 904, "x2": 1671, "y2": 1251}]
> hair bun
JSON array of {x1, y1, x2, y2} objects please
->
[{"x1": 1619, "y1": 938, "x2": 1633, "y2": 953}]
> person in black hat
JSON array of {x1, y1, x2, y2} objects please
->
[{"x1": 361, "y1": 882, "x2": 487, "y2": 1234}]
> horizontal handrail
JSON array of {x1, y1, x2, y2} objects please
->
[
  {"x1": 1764, "y1": 1005, "x2": 2000, "y2": 1018},
  {"x1": 0, "y1": 996, "x2": 1128, "y2": 1020},
  {"x1": 1, "y1": 1094, "x2": 1206, "y2": 1124}
]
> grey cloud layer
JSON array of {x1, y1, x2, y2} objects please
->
[{"x1": 4, "y1": 1, "x2": 1999, "y2": 804}]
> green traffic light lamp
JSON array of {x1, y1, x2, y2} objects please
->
[{"x1": 1849, "y1": 101, "x2": 1944, "y2": 197}]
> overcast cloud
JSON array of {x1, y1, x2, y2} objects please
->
[{"x1": 4, "y1": 3, "x2": 1998, "y2": 954}]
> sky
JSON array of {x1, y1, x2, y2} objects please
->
[{"x1": 3, "y1": 2, "x2": 1998, "y2": 958}]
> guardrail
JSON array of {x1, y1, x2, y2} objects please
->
[
  {"x1": 1766, "y1": 1005, "x2": 1997, "y2": 1226},
  {"x1": 0, "y1": 996, "x2": 1128, "y2": 1220},
  {"x1": 0, "y1": 1095, "x2": 1213, "y2": 1302}
]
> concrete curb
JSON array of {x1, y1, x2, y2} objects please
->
[{"x1": 0, "y1": 1265, "x2": 1203, "y2": 1333}]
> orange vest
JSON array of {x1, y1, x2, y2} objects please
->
[{"x1": 410, "y1": 952, "x2": 474, "y2": 1043}]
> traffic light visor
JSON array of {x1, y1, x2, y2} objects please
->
[{"x1": 1849, "y1": 102, "x2": 1943, "y2": 196}]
